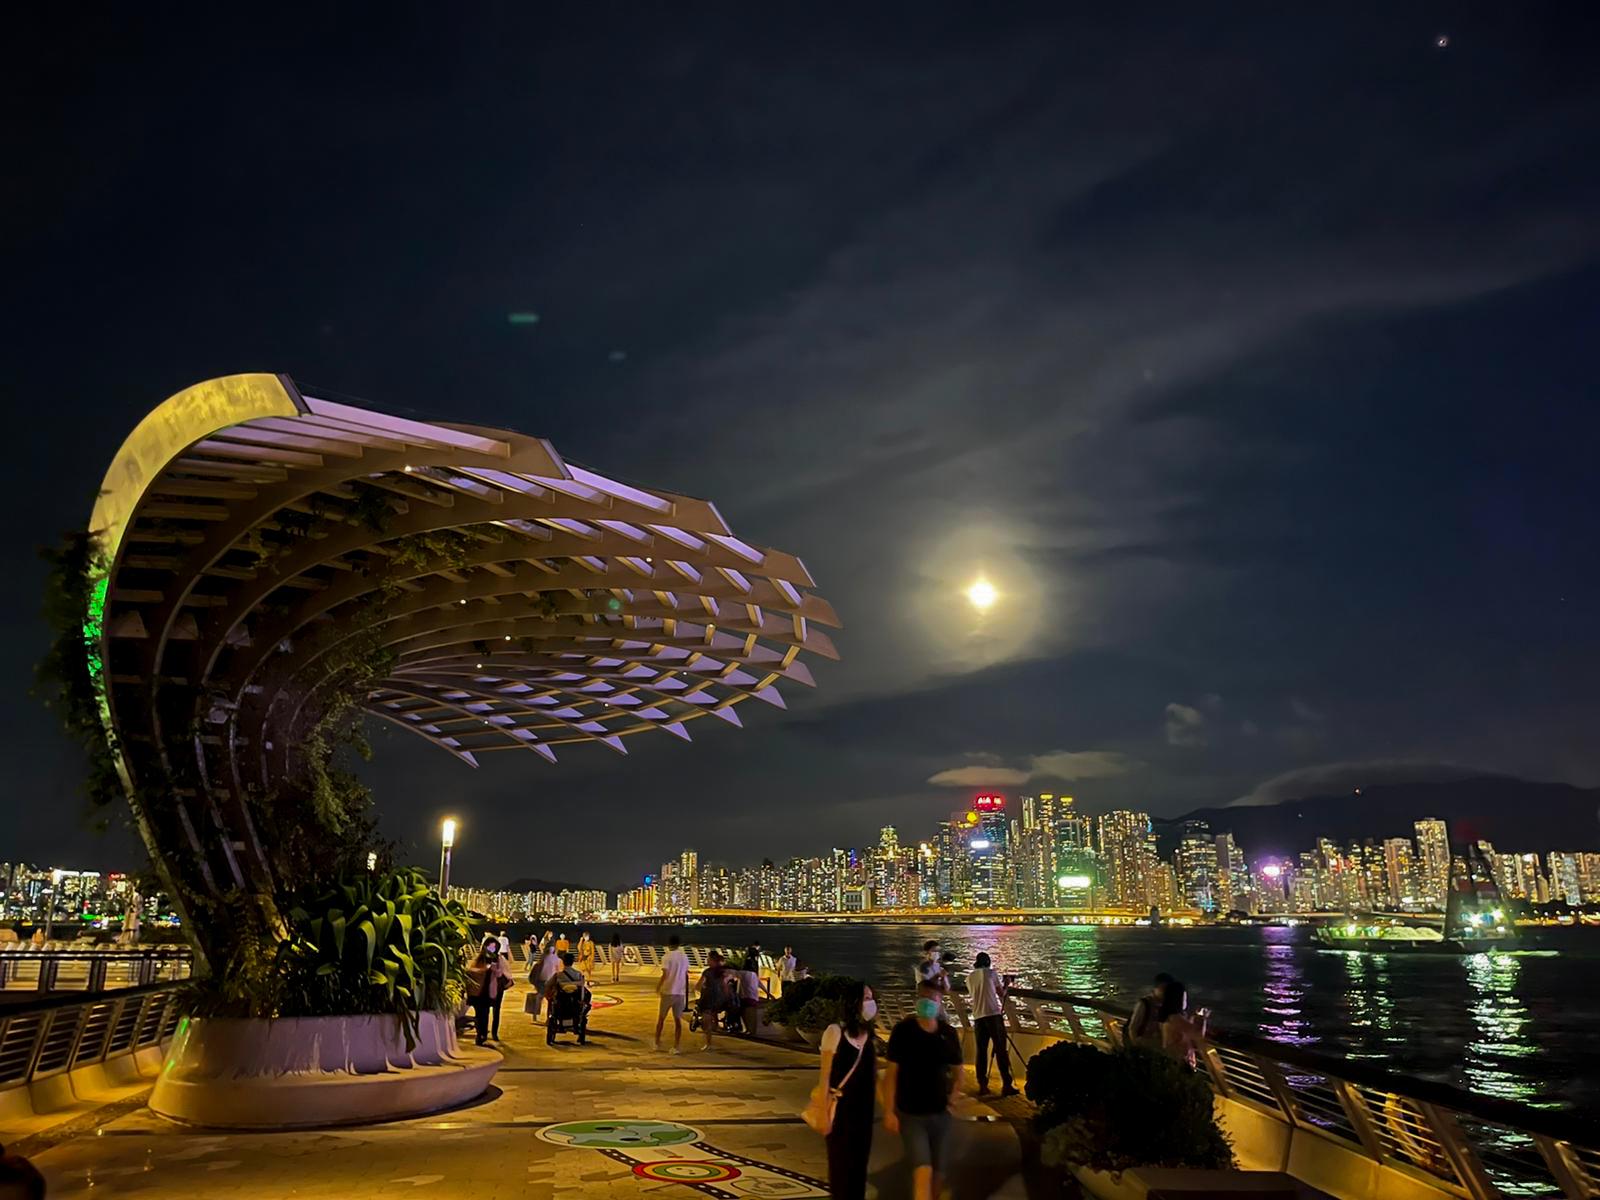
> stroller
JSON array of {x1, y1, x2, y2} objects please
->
[
  {"x1": 689, "y1": 972, "x2": 744, "y2": 1036},
  {"x1": 546, "y1": 971, "x2": 591, "y2": 1045}
]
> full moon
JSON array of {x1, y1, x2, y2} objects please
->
[{"x1": 966, "y1": 577, "x2": 998, "y2": 611}]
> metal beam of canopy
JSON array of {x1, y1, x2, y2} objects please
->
[{"x1": 88, "y1": 373, "x2": 839, "y2": 927}]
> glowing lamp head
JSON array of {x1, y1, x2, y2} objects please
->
[
  {"x1": 365, "y1": 851, "x2": 377, "y2": 871},
  {"x1": 965, "y1": 577, "x2": 998, "y2": 611},
  {"x1": 441, "y1": 818, "x2": 457, "y2": 849}
]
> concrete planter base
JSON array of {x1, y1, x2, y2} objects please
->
[{"x1": 149, "y1": 1011, "x2": 500, "y2": 1129}]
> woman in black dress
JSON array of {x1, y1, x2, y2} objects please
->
[{"x1": 815, "y1": 980, "x2": 879, "y2": 1200}]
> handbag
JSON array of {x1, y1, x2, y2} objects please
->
[{"x1": 802, "y1": 1030, "x2": 866, "y2": 1136}]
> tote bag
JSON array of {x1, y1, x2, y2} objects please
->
[{"x1": 802, "y1": 1030, "x2": 865, "y2": 1136}]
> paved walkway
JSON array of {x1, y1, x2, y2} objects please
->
[{"x1": 29, "y1": 976, "x2": 1027, "y2": 1199}]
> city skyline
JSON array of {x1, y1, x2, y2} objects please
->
[{"x1": 587, "y1": 791, "x2": 1600, "y2": 918}]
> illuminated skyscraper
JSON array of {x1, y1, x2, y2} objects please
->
[
  {"x1": 1383, "y1": 837, "x2": 1420, "y2": 908},
  {"x1": 1178, "y1": 821, "x2": 1219, "y2": 911},
  {"x1": 1095, "y1": 810, "x2": 1152, "y2": 908},
  {"x1": 1414, "y1": 819, "x2": 1450, "y2": 909},
  {"x1": 1214, "y1": 833, "x2": 1246, "y2": 912},
  {"x1": 969, "y1": 794, "x2": 1010, "y2": 907}
]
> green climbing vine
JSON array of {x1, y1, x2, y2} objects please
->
[{"x1": 36, "y1": 530, "x2": 123, "y2": 815}]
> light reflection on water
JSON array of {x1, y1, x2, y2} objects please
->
[
  {"x1": 1260, "y1": 933, "x2": 1315, "y2": 1047},
  {"x1": 562, "y1": 921, "x2": 1598, "y2": 1110},
  {"x1": 1462, "y1": 953, "x2": 1540, "y2": 1104}
]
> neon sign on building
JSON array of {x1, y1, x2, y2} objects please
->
[{"x1": 973, "y1": 793, "x2": 1006, "y2": 813}]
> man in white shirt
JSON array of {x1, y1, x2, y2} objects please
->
[
  {"x1": 965, "y1": 952, "x2": 1017, "y2": 1097},
  {"x1": 778, "y1": 946, "x2": 798, "y2": 995},
  {"x1": 654, "y1": 934, "x2": 690, "y2": 1054}
]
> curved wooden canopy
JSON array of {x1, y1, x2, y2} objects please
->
[{"x1": 90, "y1": 373, "x2": 839, "y2": 898}]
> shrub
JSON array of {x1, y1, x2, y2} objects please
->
[
  {"x1": 766, "y1": 973, "x2": 859, "y2": 1028},
  {"x1": 1027, "y1": 1041, "x2": 1233, "y2": 1175},
  {"x1": 184, "y1": 868, "x2": 472, "y2": 1049}
]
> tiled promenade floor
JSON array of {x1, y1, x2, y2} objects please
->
[{"x1": 29, "y1": 976, "x2": 1026, "y2": 1199}]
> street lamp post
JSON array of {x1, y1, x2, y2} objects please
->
[
  {"x1": 439, "y1": 818, "x2": 457, "y2": 900},
  {"x1": 44, "y1": 869, "x2": 63, "y2": 942}
]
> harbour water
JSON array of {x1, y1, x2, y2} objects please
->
[{"x1": 515, "y1": 921, "x2": 1599, "y2": 1112}]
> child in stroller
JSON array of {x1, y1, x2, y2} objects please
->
[{"x1": 544, "y1": 951, "x2": 591, "y2": 1045}]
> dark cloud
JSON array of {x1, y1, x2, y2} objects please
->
[{"x1": 6, "y1": 6, "x2": 1600, "y2": 886}]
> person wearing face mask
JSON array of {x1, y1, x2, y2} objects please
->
[
  {"x1": 466, "y1": 937, "x2": 513, "y2": 1046},
  {"x1": 883, "y1": 983, "x2": 963, "y2": 1200},
  {"x1": 808, "y1": 981, "x2": 879, "y2": 1200}
]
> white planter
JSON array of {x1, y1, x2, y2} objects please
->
[{"x1": 149, "y1": 1011, "x2": 499, "y2": 1129}]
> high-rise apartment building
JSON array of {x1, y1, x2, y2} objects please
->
[
  {"x1": 1214, "y1": 833, "x2": 1246, "y2": 913},
  {"x1": 1178, "y1": 821, "x2": 1220, "y2": 912},
  {"x1": 1414, "y1": 819, "x2": 1450, "y2": 909},
  {"x1": 1095, "y1": 810, "x2": 1154, "y2": 909},
  {"x1": 1382, "y1": 837, "x2": 1419, "y2": 909}
]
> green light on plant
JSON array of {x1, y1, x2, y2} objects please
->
[{"x1": 83, "y1": 573, "x2": 109, "y2": 688}]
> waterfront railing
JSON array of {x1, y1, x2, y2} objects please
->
[
  {"x1": 0, "y1": 982, "x2": 183, "y2": 1112},
  {"x1": 0, "y1": 949, "x2": 193, "y2": 994},
  {"x1": 954, "y1": 985, "x2": 1599, "y2": 1200}
]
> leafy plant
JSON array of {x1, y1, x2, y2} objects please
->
[
  {"x1": 35, "y1": 530, "x2": 123, "y2": 816},
  {"x1": 1027, "y1": 1042, "x2": 1233, "y2": 1175},
  {"x1": 185, "y1": 868, "x2": 472, "y2": 1049},
  {"x1": 767, "y1": 974, "x2": 861, "y2": 1029}
]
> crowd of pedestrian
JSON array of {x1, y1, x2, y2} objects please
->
[{"x1": 465, "y1": 927, "x2": 1207, "y2": 1200}]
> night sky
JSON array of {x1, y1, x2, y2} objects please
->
[{"x1": 7, "y1": 7, "x2": 1599, "y2": 890}]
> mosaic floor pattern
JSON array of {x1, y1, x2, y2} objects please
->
[{"x1": 26, "y1": 976, "x2": 1023, "y2": 1199}]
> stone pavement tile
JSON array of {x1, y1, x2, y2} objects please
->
[{"x1": 30, "y1": 974, "x2": 1024, "y2": 1199}]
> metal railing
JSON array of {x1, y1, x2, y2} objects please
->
[
  {"x1": 0, "y1": 982, "x2": 183, "y2": 1095},
  {"x1": 0, "y1": 949, "x2": 193, "y2": 994},
  {"x1": 979, "y1": 987, "x2": 1600, "y2": 1200}
]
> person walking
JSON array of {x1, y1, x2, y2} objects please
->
[
  {"x1": 965, "y1": 952, "x2": 1017, "y2": 1097},
  {"x1": 576, "y1": 930, "x2": 596, "y2": 979},
  {"x1": 883, "y1": 983, "x2": 963, "y2": 1200},
  {"x1": 695, "y1": 950, "x2": 733, "y2": 1052},
  {"x1": 465, "y1": 938, "x2": 512, "y2": 1046},
  {"x1": 530, "y1": 939, "x2": 562, "y2": 1022},
  {"x1": 809, "y1": 981, "x2": 878, "y2": 1200},
  {"x1": 653, "y1": 934, "x2": 690, "y2": 1054},
  {"x1": 555, "y1": 931, "x2": 570, "y2": 955},
  {"x1": 610, "y1": 930, "x2": 624, "y2": 982},
  {"x1": 484, "y1": 935, "x2": 514, "y2": 1041}
]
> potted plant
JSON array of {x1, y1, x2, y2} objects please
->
[{"x1": 1025, "y1": 1041, "x2": 1234, "y2": 1199}]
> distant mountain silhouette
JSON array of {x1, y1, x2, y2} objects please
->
[
  {"x1": 499, "y1": 876, "x2": 609, "y2": 895},
  {"x1": 1163, "y1": 776, "x2": 1599, "y2": 857}
]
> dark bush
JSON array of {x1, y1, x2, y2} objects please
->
[
  {"x1": 1026, "y1": 1041, "x2": 1233, "y2": 1175},
  {"x1": 765, "y1": 973, "x2": 858, "y2": 1028}
]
